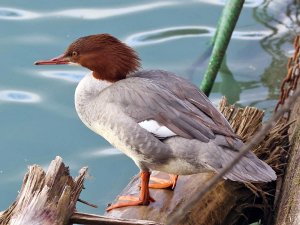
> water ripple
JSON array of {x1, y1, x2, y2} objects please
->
[
  {"x1": 0, "y1": 2, "x2": 177, "y2": 20},
  {"x1": 0, "y1": 8, "x2": 39, "y2": 20},
  {"x1": 52, "y1": 2, "x2": 177, "y2": 20},
  {"x1": 126, "y1": 26, "x2": 272, "y2": 46},
  {"x1": 0, "y1": 1, "x2": 264, "y2": 21},
  {"x1": 15, "y1": 35, "x2": 57, "y2": 44},
  {"x1": 38, "y1": 70, "x2": 85, "y2": 83},
  {"x1": 0, "y1": 90, "x2": 41, "y2": 103},
  {"x1": 238, "y1": 86, "x2": 268, "y2": 105},
  {"x1": 194, "y1": 0, "x2": 264, "y2": 8},
  {"x1": 82, "y1": 148, "x2": 123, "y2": 159}
]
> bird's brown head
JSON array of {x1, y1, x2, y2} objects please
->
[{"x1": 35, "y1": 34, "x2": 141, "y2": 82}]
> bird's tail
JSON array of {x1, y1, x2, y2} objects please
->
[{"x1": 218, "y1": 149, "x2": 276, "y2": 183}]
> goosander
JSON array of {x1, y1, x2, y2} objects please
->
[{"x1": 35, "y1": 34, "x2": 276, "y2": 211}]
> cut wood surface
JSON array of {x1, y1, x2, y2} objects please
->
[
  {"x1": 274, "y1": 96, "x2": 300, "y2": 225},
  {"x1": 106, "y1": 98, "x2": 287, "y2": 225}
]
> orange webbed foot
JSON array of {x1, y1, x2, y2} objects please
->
[
  {"x1": 149, "y1": 174, "x2": 178, "y2": 190},
  {"x1": 118, "y1": 195, "x2": 155, "y2": 202},
  {"x1": 106, "y1": 171, "x2": 154, "y2": 211}
]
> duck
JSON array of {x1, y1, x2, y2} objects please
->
[{"x1": 35, "y1": 33, "x2": 276, "y2": 211}]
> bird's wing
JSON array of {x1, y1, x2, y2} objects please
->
[
  {"x1": 101, "y1": 70, "x2": 238, "y2": 143},
  {"x1": 132, "y1": 70, "x2": 238, "y2": 138}
]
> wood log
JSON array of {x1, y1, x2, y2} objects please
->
[
  {"x1": 106, "y1": 98, "x2": 287, "y2": 225},
  {"x1": 105, "y1": 172, "x2": 252, "y2": 225},
  {"x1": 274, "y1": 96, "x2": 300, "y2": 225}
]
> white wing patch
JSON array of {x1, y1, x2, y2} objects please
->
[{"x1": 138, "y1": 120, "x2": 176, "y2": 138}]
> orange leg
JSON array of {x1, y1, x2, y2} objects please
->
[
  {"x1": 106, "y1": 171, "x2": 154, "y2": 211},
  {"x1": 149, "y1": 174, "x2": 178, "y2": 190}
]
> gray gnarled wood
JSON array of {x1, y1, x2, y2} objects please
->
[
  {"x1": 0, "y1": 157, "x2": 160, "y2": 225},
  {"x1": 0, "y1": 156, "x2": 87, "y2": 225},
  {"x1": 71, "y1": 212, "x2": 162, "y2": 225}
]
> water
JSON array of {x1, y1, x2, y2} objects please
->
[{"x1": 0, "y1": 0, "x2": 298, "y2": 215}]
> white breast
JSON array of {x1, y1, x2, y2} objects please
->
[
  {"x1": 75, "y1": 72, "x2": 112, "y2": 126},
  {"x1": 138, "y1": 120, "x2": 176, "y2": 138}
]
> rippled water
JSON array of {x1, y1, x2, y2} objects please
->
[{"x1": 0, "y1": 0, "x2": 298, "y2": 215}]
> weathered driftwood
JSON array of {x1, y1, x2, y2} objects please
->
[
  {"x1": 0, "y1": 157, "x2": 159, "y2": 225},
  {"x1": 106, "y1": 98, "x2": 288, "y2": 225},
  {"x1": 274, "y1": 96, "x2": 300, "y2": 225},
  {"x1": 0, "y1": 156, "x2": 87, "y2": 225},
  {"x1": 71, "y1": 212, "x2": 162, "y2": 225}
]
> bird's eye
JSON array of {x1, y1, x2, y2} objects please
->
[{"x1": 72, "y1": 51, "x2": 78, "y2": 57}]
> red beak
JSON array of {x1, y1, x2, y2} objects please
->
[{"x1": 34, "y1": 54, "x2": 70, "y2": 65}]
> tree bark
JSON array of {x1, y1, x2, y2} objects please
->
[{"x1": 274, "y1": 96, "x2": 300, "y2": 225}]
